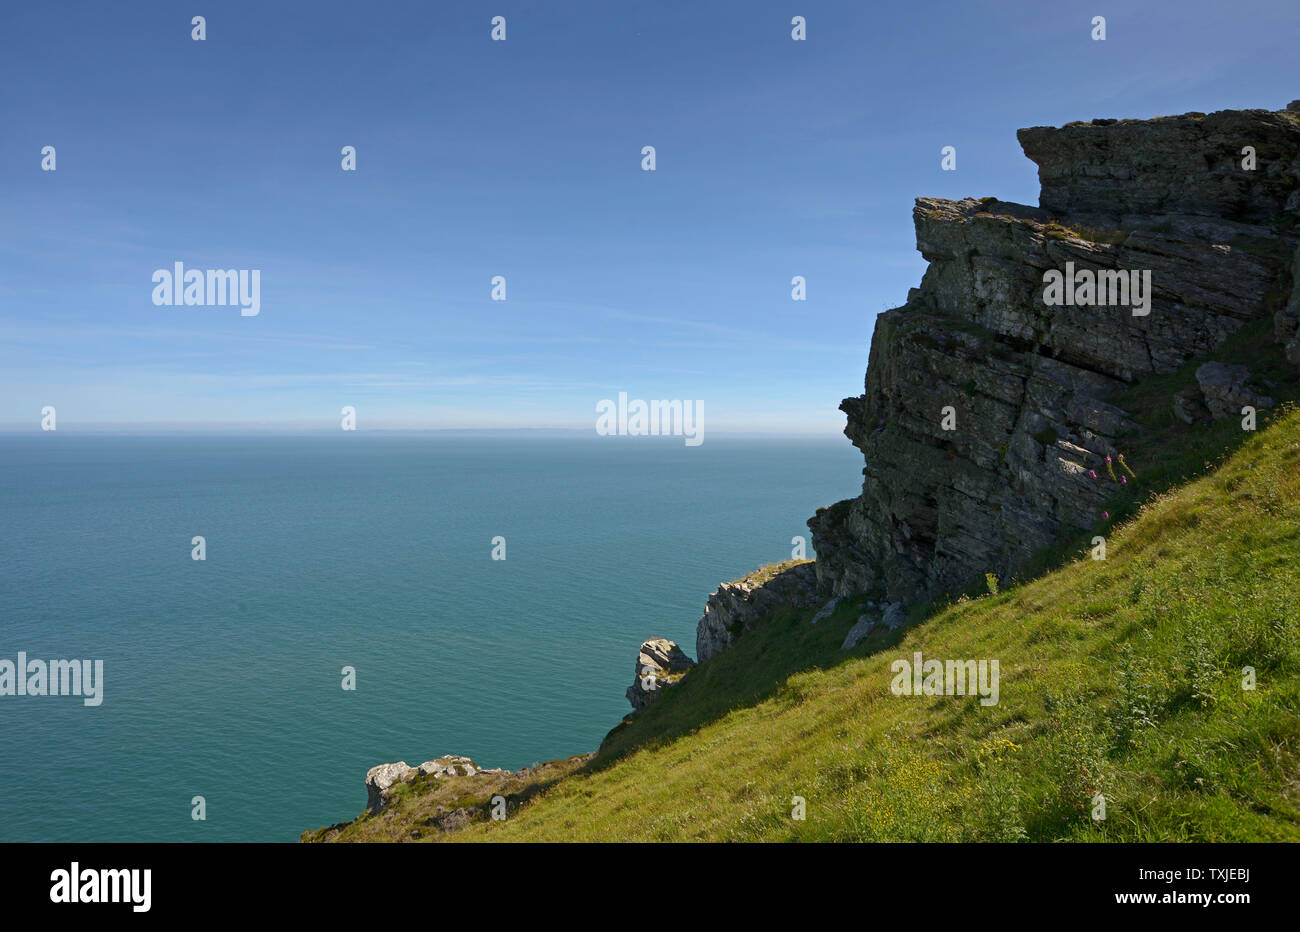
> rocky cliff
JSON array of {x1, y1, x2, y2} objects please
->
[
  {"x1": 695, "y1": 560, "x2": 819, "y2": 661},
  {"x1": 809, "y1": 103, "x2": 1300, "y2": 606},
  {"x1": 625, "y1": 637, "x2": 695, "y2": 709}
]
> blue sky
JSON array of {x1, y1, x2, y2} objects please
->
[{"x1": 2, "y1": 0, "x2": 1296, "y2": 433}]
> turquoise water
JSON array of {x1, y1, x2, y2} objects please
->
[{"x1": 0, "y1": 433, "x2": 859, "y2": 841}]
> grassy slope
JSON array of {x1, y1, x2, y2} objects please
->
[
  {"x1": 310, "y1": 319, "x2": 1300, "y2": 843},
  {"x1": 446, "y1": 406, "x2": 1299, "y2": 841}
]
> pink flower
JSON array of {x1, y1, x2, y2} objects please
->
[
  {"x1": 1117, "y1": 454, "x2": 1125, "y2": 461},
  {"x1": 1103, "y1": 511, "x2": 1110, "y2": 519},
  {"x1": 1121, "y1": 476, "x2": 1127, "y2": 485},
  {"x1": 1088, "y1": 470, "x2": 1097, "y2": 478},
  {"x1": 1105, "y1": 455, "x2": 1112, "y2": 463}
]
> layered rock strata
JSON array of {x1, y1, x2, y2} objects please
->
[
  {"x1": 810, "y1": 105, "x2": 1300, "y2": 605},
  {"x1": 695, "y1": 560, "x2": 819, "y2": 661},
  {"x1": 625, "y1": 638, "x2": 695, "y2": 710}
]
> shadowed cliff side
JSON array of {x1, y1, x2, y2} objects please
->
[{"x1": 810, "y1": 104, "x2": 1300, "y2": 606}]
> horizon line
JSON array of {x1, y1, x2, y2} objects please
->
[{"x1": 0, "y1": 425, "x2": 846, "y2": 439}]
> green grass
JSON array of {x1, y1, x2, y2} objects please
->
[
  {"x1": 736, "y1": 558, "x2": 809, "y2": 588},
  {"x1": 310, "y1": 405, "x2": 1300, "y2": 842}
]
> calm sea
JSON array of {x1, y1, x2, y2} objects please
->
[{"x1": 0, "y1": 432, "x2": 859, "y2": 841}]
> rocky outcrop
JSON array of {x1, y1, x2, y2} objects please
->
[
  {"x1": 1172, "y1": 362, "x2": 1276, "y2": 424},
  {"x1": 1195, "y1": 362, "x2": 1274, "y2": 419},
  {"x1": 1018, "y1": 107, "x2": 1300, "y2": 225},
  {"x1": 809, "y1": 596, "x2": 841, "y2": 624},
  {"x1": 365, "y1": 762, "x2": 418, "y2": 813},
  {"x1": 695, "y1": 560, "x2": 819, "y2": 662},
  {"x1": 364, "y1": 755, "x2": 503, "y2": 812},
  {"x1": 811, "y1": 104, "x2": 1300, "y2": 606},
  {"x1": 311, "y1": 754, "x2": 595, "y2": 840},
  {"x1": 841, "y1": 601, "x2": 906, "y2": 650},
  {"x1": 626, "y1": 638, "x2": 695, "y2": 710}
]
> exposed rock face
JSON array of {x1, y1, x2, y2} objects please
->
[
  {"x1": 626, "y1": 638, "x2": 695, "y2": 710},
  {"x1": 809, "y1": 596, "x2": 841, "y2": 624},
  {"x1": 695, "y1": 560, "x2": 819, "y2": 662},
  {"x1": 1195, "y1": 362, "x2": 1274, "y2": 419},
  {"x1": 364, "y1": 755, "x2": 503, "y2": 812},
  {"x1": 417, "y1": 755, "x2": 483, "y2": 779},
  {"x1": 332, "y1": 754, "x2": 594, "y2": 839},
  {"x1": 365, "y1": 762, "x2": 416, "y2": 812},
  {"x1": 1018, "y1": 109, "x2": 1300, "y2": 225},
  {"x1": 811, "y1": 105, "x2": 1300, "y2": 605}
]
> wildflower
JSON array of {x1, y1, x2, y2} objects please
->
[
  {"x1": 1121, "y1": 476, "x2": 1127, "y2": 485},
  {"x1": 1088, "y1": 470, "x2": 1097, "y2": 479},
  {"x1": 1103, "y1": 511, "x2": 1110, "y2": 519}
]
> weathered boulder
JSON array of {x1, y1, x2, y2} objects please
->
[
  {"x1": 365, "y1": 762, "x2": 418, "y2": 812},
  {"x1": 695, "y1": 560, "x2": 819, "y2": 662},
  {"x1": 625, "y1": 638, "x2": 695, "y2": 710},
  {"x1": 809, "y1": 596, "x2": 841, "y2": 624},
  {"x1": 1195, "y1": 362, "x2": 1274, "y2": 419},
  {"x1": 841, "y1": 614, "x2": 876, "y2": 650},
  {"x1": 417, "y1": 755, "x2": 481, "y2": 779},
  {"x1": 811, "y1": 105, "x2": 1300, "y2": 606}
]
